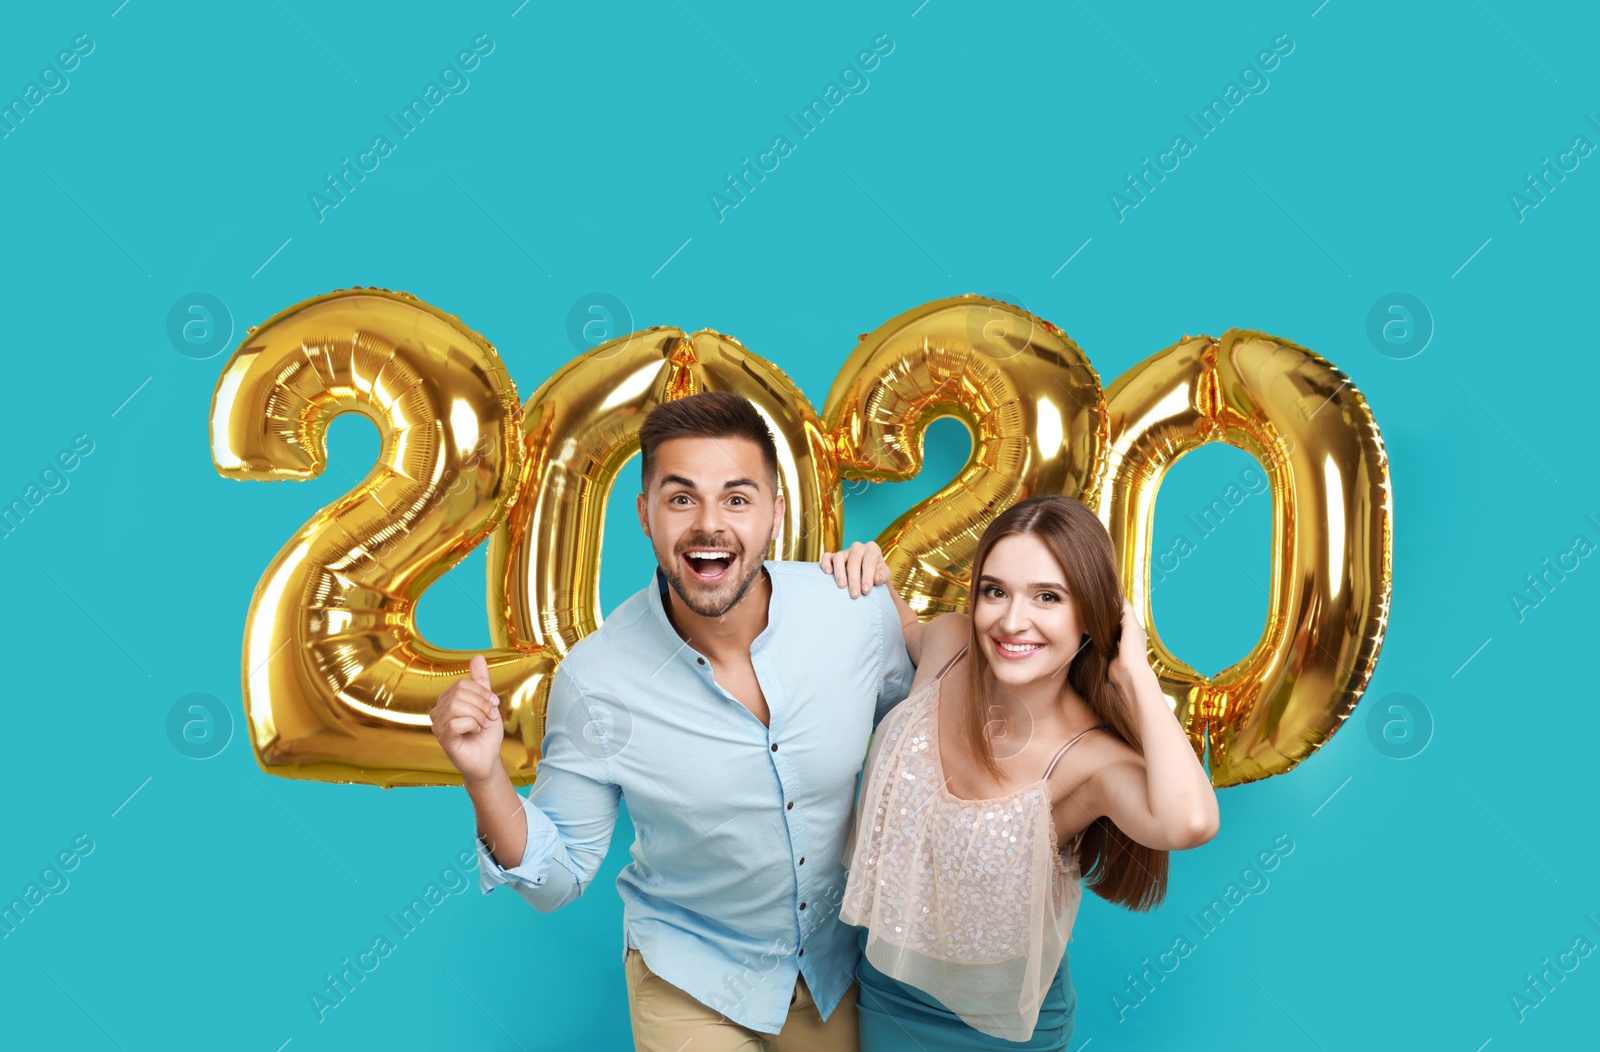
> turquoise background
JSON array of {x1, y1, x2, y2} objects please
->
[{"x1": 4, "y1": 0, "x2": 1596, "y2": 1048}]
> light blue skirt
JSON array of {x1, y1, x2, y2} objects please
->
[{"x1": 854, "y1": 927, "x2": 1076, "y2": 1051}]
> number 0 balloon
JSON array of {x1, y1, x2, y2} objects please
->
[{"x1": 209, "y1": 289, "x2": 1392, "y2": 789}]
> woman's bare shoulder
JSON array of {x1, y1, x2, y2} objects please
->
[
  {"x1": 922, "y1": 612, "x2": 970, "y2": 665},
  {"x1": 906, "y1": 611, "x2": 970, "y2": 686}
]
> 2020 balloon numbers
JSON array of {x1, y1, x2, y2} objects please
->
[{"x1": 210, "y1": 290, "x2": 1390, "y2": 790}]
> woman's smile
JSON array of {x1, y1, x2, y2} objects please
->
[{"x1": 992, "y1": 637, "x2": 1047, "y2": 660}]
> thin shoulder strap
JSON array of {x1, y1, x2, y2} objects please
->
[
  {"x1": 933, "y1": 644, "x2": 969, "y2": 681},
  {"x1": 1042, "y1": 723, "x2": 1109, "y2": 782}
]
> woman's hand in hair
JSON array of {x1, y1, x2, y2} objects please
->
[
  {"x1": 1107, "y1": 596, "x2": 1153, "y2": 687},
  {"x1": 1095, "y1": 595, "x2": 1220, "y2": 852}
]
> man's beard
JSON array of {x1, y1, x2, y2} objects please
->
[{"x1": 662, "y1": 539, "x2": 766, "y2": 618}]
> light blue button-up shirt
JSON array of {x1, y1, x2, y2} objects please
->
[{"x1": 476, "y1": 559, "x2": 915, "y2": 1034}]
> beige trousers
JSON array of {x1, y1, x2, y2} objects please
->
[{"x1": 623, "y1": 948, "x2": 859, "y2": 1052}]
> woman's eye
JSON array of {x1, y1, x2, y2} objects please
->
[
  {"x1": 983, "y1": 585, "x2": 1005, "y2": 599},
  {"x1": 1038, "y1": 592, "x2": 1059, "y2": 603}
]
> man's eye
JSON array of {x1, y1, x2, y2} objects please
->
[{"x1": 729, "y1": 495, "x2": 748, "y2": 506}]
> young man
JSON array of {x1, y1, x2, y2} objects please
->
[{"x1": 430, "y1": 391, "x2": 915, "y2": 1050}]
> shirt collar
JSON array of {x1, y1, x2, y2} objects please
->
[{"x1": 649, "y1": 560, "x2": 780, "y2": 661}]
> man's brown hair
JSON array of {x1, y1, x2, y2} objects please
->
[{"x1": 638, "y1": 391, "x2": 780, "y2": 492}]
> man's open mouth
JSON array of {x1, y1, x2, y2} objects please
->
[{"x1": 682, "y1": 548, "x2": 736, "y2": 582}]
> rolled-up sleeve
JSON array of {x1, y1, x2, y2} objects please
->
[
  {"x1": 477, "y1": 664, "x2": 621, "y2": 912},
  {"x1": 868, "y1": 583, "x2": 916, "y2": 728}
]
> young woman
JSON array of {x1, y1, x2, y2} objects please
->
[{"x1": 819, "y1": 495, "x2": 1220, "y2": 1049}]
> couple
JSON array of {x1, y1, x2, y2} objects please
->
[{"x1": 431, "y1": 391, "x2": 1219, "y2": 1050}]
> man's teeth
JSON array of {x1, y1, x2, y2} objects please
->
[
  {"x1": 687, "y1": 551, "x2": 732, "y2": 560},
  {"x1": 998, "y1": 642, "x2": 1043, "y2": 652}
]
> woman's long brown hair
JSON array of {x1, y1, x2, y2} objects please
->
[{"x1": 961, "y1": 495, "x2": 1169, "y2": 912}]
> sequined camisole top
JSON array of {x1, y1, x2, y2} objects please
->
[{"x1": 840, "y1": 645, "x2": 1107, "y2": 1041}]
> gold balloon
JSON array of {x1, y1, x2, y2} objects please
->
[
  {"x1": 485, "y1": 326, "x2": 837, "y2": 662},
  {"x1": 210, "y1": 287, "x2": 536, "y2": 787},
  {"x1": 1093, "y1": 330, "x2": 1393, "y2": 787},
  {"x1": 823, "y1": 295, "x2": 1108, "y2": 617}
]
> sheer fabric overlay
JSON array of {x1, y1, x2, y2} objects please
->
[{"x1": 841, "y1": 669, "x2": 1089, "y2": 1041}]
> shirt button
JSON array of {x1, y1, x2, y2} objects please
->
[
  {"x1": 798, "y1": 857, "x2": 805, "y2": 865},
  {"x1": 771, "y1": 743, "x2": 778, "y2": 752},
  {"x1": 697, "y1": 657, "x2": 706, "y2": 665},
  {"x1": 799, "y1": 902, "x2": 807, "y2": 911},
  {"x1": 799, "y1": 948, "x2": 805, "y2": 957},
  {"x1": 786, "y1": 801, "x2": 793, "y2": 810}
]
